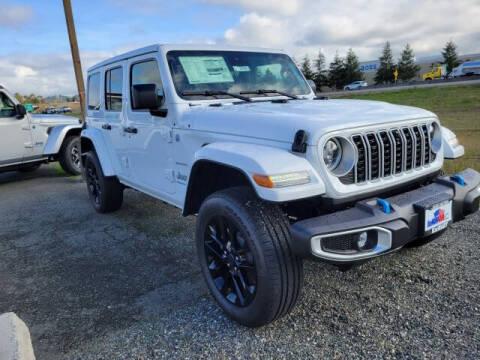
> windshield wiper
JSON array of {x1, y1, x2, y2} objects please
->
[
  {"x1": 239, "y1": 89, "x2": 299, "y2": 100},
  {"x1": 182, "y1": 90, "x2": 251, "y2": 102}
]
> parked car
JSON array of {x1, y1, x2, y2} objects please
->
[
  {"x1": 0, "y1": 84, "x2": 82, "y2": 175},
  {"x1": 44, "y1": 107, "x2": 57, "y2": 114},
  {"x1": 343, "y1": 81, "x2": 368, "y2": 90},
  {"x1": 81, "y1": 44, "x2": 478, "y2": 327},
  {"x1": 58, "y1": 105, "x2": 72, "y2": 113}
]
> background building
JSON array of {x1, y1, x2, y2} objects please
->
[{"x1": 359, "y1": 53, "x2": 480, "y2": 84}]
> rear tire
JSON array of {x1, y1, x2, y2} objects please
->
[
  {"x1": 84, "y1": 151, "x2": 123, "y2": 213},
  {"x1": 59, "y1": 136, "x2": 82, "y2": 175},
  {"x1": 196, "y1": 187, "x2": 303, "y2": 327}
]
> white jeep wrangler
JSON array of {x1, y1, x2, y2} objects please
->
[
  {"x1": 81, "y1": 44, "x2": 480, "y2": 327},
  {"x1": 0, "y1": 84, "x2": 82, "y2": 175}
]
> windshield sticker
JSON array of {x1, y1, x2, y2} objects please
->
[
  {"x1": 179, "y1": 56, "x2": 234, "y2": 84},
  {"x1": 256, "y1": 64, "x2": 282, "y2": 81},
  {"x1": 233, "y1": 65, "x2": 251, "y2": 72}
]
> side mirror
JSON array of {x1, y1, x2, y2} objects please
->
[
  {"x1": 131, "y1": 83, "x2": 167, "y2": 117},
  {"x1": 15, "y1": 104, "x2": 26, "y2": 118},
  {"x1": 307, "y1": 79, "x2": 317, "y2": 94},
  {"x1": 132, "y1": 83, "x2": 158, "y2": 110}
]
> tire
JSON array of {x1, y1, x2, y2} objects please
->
[
  {"x1": 405, "y1": 228, "x2": 447, "y2": 248},
  {"x1": 59, "y1": 136, "x2": 82, "y2": 175},
  {"x1": 84, "y1": 151, "x2": 123, "y2": 213},
  {"x1": 18, "y1": 163, "x2": 41, "y2": 172},
  {"x1": 196, "y1": 187, "x2": 303, "y2": 327}
]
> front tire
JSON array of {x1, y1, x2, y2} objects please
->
[
  {"x1": 59, "y1": 136, "x2": 82, "y2": 175},
  {"x1": 196, "y1": 187, "x2": 303, "y2": 327},
  {"x1": 84, "y1": 151, "x2": 123, "y2": 213}
]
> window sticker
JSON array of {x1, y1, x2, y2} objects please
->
[
  {"x1": 256, "y1": 64, "x2": 282, "y2": 80},
  {"x1": 179, "y1": 56, "x2": 234, "y2": 84},
  {"x1": 233, "y1": 65, "x2": 251, "y2": 72}
]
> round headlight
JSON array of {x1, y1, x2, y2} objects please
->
[
  {"x1": 428, "y1": 122, "x2": 442, "y2": 153},
  {"x1": 323, "y1": 138, "x2": 342, "y2": 170}
]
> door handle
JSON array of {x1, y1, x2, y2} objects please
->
[
  {"x1": 124, "y1": 127, "x2": 138, "y2": 134},
  {"x1": 102, "y1": 124, "x2": 112, "y2": 130}
]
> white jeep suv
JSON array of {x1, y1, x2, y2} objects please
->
[
  {"x1": 0, "y1": 84, "x2": 82, "y2": 175},
  {"x1": 80, "y1": 44, "x2": 479, "y2": 327}
]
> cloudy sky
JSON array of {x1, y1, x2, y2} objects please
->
[{"x1": 1, "y1": 0, "x2": 479, "y2": 96}]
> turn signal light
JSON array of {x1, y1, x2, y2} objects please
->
[{"x1": 253, "y1": 171, "x2": 310, "y2": 188}]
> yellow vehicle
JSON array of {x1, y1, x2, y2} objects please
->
[{"x1": 423, "y1": 65, "x2": 446, "y2": 81}]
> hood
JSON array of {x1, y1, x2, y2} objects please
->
[
  {"x1": 31, "y1": 114, "x2": 80, "y2": 127},
  {"x1": 185, "y1": 99, "x2": 436, "y2": 145}
]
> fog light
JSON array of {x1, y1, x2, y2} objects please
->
[{"x1": 356, "y1": 232, "x2": 368, "y2": 249}]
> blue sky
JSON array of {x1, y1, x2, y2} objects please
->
[
  {"x1": 1, "y1": 0, "x2": 479, "y2": 95},
  {"x1": 0, "y1": 0, "x2": 240, "y2": 55}
]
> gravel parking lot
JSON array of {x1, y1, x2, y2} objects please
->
[{"x1": 1, "y1": 164, "x2": 479, "y2": 359}]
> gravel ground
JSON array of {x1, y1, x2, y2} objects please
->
[{"x1": 0, "y1": 164, "x2": 479, "y2": 359}]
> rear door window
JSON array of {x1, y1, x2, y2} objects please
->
[
  {"x1": 105, "y1": 67, "x2": 123, "y2": 111},
  {"x1": 87, "y1": 73, "x2": 101, "y2": 110}
]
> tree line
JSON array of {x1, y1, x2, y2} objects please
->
[{"x1": 299, "y1": 40, "x2": 460, "y2": 90}]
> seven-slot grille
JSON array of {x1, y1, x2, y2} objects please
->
[{"x1": 340, "y1": 124, "x2": 436, "y2": 184}]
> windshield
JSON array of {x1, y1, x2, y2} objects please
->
[{"x1": 167, "y1": 50, "x2": 311, "y2": 100}]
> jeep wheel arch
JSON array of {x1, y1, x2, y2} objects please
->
[
  {"x1": 183, "y1": 160, "x2": 255, "y2": 216},
  {"x1": 43, "y1": 125, "x2": 82, "y2": 156},
  {"x1": 79, "y1": 129, "x2": 117, "y2": 177}
]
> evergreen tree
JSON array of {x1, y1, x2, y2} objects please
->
[
  {"x1": 314, "y1": 51, "x2": 326, "y2": 73},
  {"x1": 397, "y1": 43, "x2": 420, "y2": 82},
  {"x1": 344, "y1": 48, "x2": 364, "y2": 84},
  {"x1": 300, "y1": 55, "x2": 315, "y2": 80},
  {"x1": 328, "y1": 53, "x2": 346, "y2": 90},
  {"x1": 374, "y1": 41, "x2": 396, "y2": 84},
  {"x1": 442, "y1": 40, "x2": 460, "y2": 77},
  {"x1": 313, "y1": 50, "x2": 328, "y2": 89}
]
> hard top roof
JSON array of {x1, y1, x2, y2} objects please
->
[{"x1": 88, "y1": 44, "x2": 286, "y2": 72}]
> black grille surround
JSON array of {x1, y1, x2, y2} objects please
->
[{"x1": 340, "y1": 124, "x2": 436, "y2": 185}]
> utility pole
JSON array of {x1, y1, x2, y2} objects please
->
[{"x1": 63, "y1": 0, "x2": 85, "y2": 122}]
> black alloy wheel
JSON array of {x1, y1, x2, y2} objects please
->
[
  {"x1": 86, "y1": 161, "x2": 101, "y2": 206},
  {"x1": 204, "y1": 215, "x2": 257, "y2": 307},
  {"x1": 70, "y1": 142, "x2": 81, "y2": 173}
]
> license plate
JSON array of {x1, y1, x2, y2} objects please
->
[{"x1": 424, "y1": 200, "x2": 452, "y2": 234}]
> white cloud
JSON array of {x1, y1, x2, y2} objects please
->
[
  {"x1": 204, "y1": 0, "x2": 302, "y2": 16},
  {"x1": 14, "y1": 65, "x2": 37, "y2": 78},
  {"x1": 0, "y1": 2, "x2": 34, "y2": 28},
  {"x1": 224, "y1": 13, "x2": 289, "y2": 49},
  {"x1": 218, "y1": 0, "x2": 480, "y2": 62},
  {"x1": 0, "y1": 51, "x2": 116, "y2": 96}
]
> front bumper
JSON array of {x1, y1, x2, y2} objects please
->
[{"x1": 290, "y1": 168, "x2": 480, "y2": 264}]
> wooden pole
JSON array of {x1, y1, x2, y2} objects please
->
[{"x1": 63, "y1": 0, "x2": 85, "y2": 122}]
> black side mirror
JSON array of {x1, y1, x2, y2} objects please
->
[
  {"x1": 16, "y1": 104, "x2": 26, "y2": 119},
  {"x1": 131, "y1": 83, "x2": 168, "y2": 117}
]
